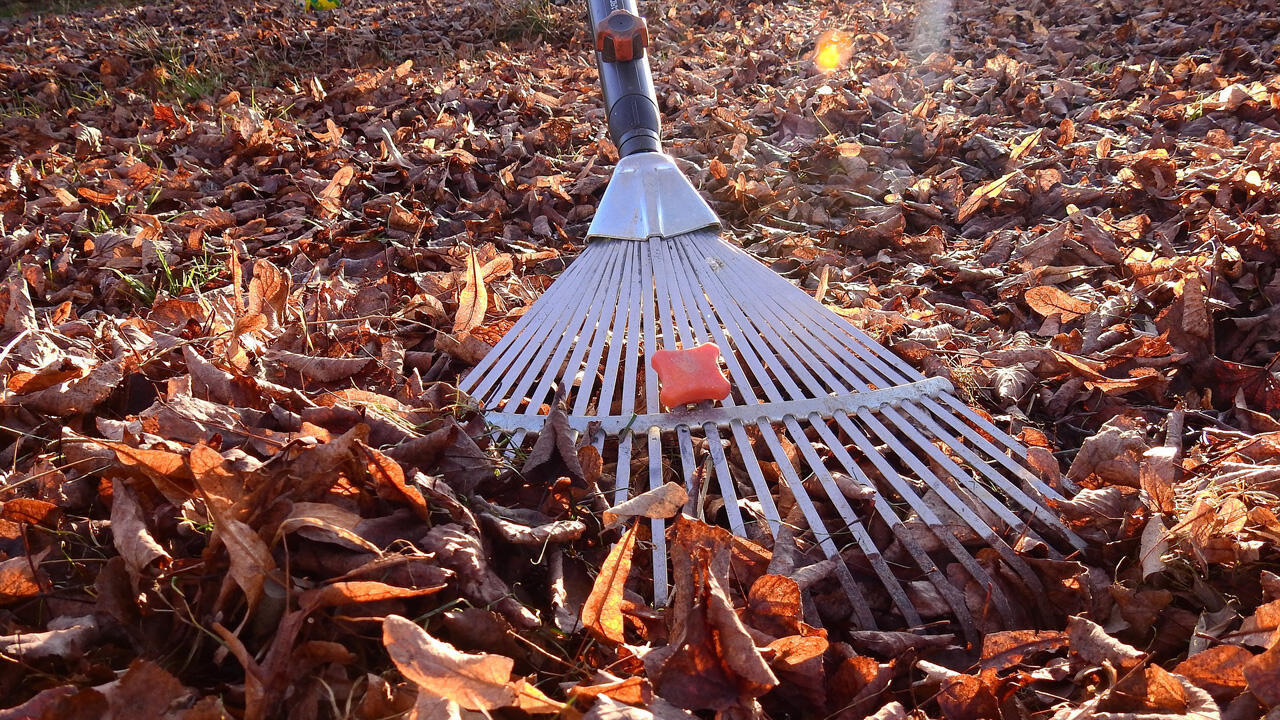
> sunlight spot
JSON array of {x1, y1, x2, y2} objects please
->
[{"x1": 811, "y1": 30, "x2": 854, "y2": 74}]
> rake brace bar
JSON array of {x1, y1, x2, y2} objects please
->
[{"x1": 480, "y1": 377, "x2": 955, "y2": 434}]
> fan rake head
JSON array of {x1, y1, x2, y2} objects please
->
[{"x1": 459, "y1": 229, "x2": 1085, "y2": 643}]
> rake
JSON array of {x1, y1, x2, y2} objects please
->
[{"x1": 460, "y1": 0, "x2": 1086, "y2": 641}]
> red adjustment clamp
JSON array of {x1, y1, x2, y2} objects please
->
[
  {"x1": 595, "y1": 9, "x2": 649, "y2": 63},
  {"x1": 651, "y1": 343, "x2": 732, "y2": 409}
]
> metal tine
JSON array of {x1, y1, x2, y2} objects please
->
[
  {"x1": 511, "y1": 243, "x2": 630, "y2": 426},
  {"x1": 763, "y1": 296, "x2": 1079, "y2": 539},
  {"x1": 667, "y1": 271, "x2": 783, "y2": 538},
  {"x1": 732, "y1": 262, "x2": 1080, "y2": 551},
  {"x1": 689, "y1": 257, "x2": 1015, "y2": 620},
  {"x1": 498, "y1": 247, "x2": 630, "y2": 451},
  {"x1": 757, "y1": 297, "x2": 1080, "y2": 548},
  {"x1": 466, "y1": 246, "x2": 623, "y2": 424},
  {"x1": 650, "y1": 239, "x2": 701, "y2": 502},
  {"x1": 608, "y1": 244, "x2": 647, "y2": 505},
  {"x1": 752, "y1": 424, "x2": 880, "y2": 629},
  {"x1": 656, "y1": 239, "x2": 748, "y2": 537},
  {"x1": 589, "y1": 242, "x2": 644, "y2": 507},
  {"x1": 859, "y1": 407, "x2": 1049, "y2": 596},
  {"x1": 462, "y1": 242, "x2": 607, "y2": 401},
  {"x1": 662, "y1": 235, "x2": 817, "y2": 538},
  {"x1": 670, "y1": 248, "x2": 1008, "y2": 627},
  {"x1": 733, "y1": 276, "x2": 1043, "y2": 540},
  {"x1": 572, "y1": 242, "x2": 636, "y2": 420},
  {"x1": 802, "y1": 418, "x2": 990, "y2": 638},
  {"x1": 935, "y1": 394, "x2": 1081, "y2": 496},
  {"x1": 691, "y1": 260, "x2": 1009, "y2": 624},
  {"x1": 639, "y1": 239, "x2": 669, "y2": 606},
  {"x1": 463, "y1": 252, "x2": 610, "y2": 467},
  {"x1": 717, "y1": 245, "x2": 1080, "y2": 509},
  {"x1": 712, "y1": 294, "x2": 1018, "y2": 626},
  {"x1": 458, "y1": 246, "x2": 594, "y2": 396},
  {"x1": 786, "y1": 415, "x2": 924, "y2": 626},
  {"x1": 675, "y1": 241, "x2": 941, "y2": 627},
  {"x1": 696, "y1": 244, "x2": 1048, "y2": 596},
  {"x1": 903, "y1": 403, "x2": 1086, "y2": 551},
  {"x1": 672, "y1": 233, "x2": 882, "y2": 629},
  {"x1": 585, "y1": 242, "x2": 640, "y2": 425}
]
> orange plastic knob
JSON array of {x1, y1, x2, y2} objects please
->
[
  {"x1": 595, "y1": 10, "x2": 648, "y2": 63},
  {"x1": 651, "y1": 343, "x2": 732, "y2": 409}
]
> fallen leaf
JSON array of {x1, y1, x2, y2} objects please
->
[
  {"x1": 1243, "y1": 642, "x2": 1280, "y2": 707},
  {"x1": 382, "y1": 614, "x2": 516, "y2": 711},
  {"x1": 957, "y1": 171, "x2": 1019, "y2": 223},
  {"x1": 270, "y1": 350, "x2": 371, "y2": 382},
  {"x1": 1066, "y1": 615, "x2": 1145, "y2": 671},
  {"x1": 0, "y1": 549, "x2": 47, "y2": 605},
  {"x1": 603, "y1": 482, "x2": 688, "y2": 528},
  {"x1": 0, "y1": 616, "x2": 99, "y2": 661},
  {"x1": 109, "y1": 479, "x2": 172, "y2": 584},
  {"x1": 582, "y1": 521, "x2": 638, "y2": 643},
  {"x1": 454, "y1": 250, "x2": 488, "y2": 335},
  {"x1": 1173, "y1": 645, "x2": 1254, "y2": 701},
  {"x1": 1025, "y1": 285, "x2": 1094, "y2": 321}
]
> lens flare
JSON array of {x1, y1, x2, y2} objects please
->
[{"x1": 811, "y1": 29, "x2": 854, "y2": 73}]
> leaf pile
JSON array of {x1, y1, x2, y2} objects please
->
[{"x1": 2, "y1": 0, "x2": 1280, "y2": 717}]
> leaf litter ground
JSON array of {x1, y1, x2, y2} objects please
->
[{"x1": 1, "y1": 0, "x2": 1279, "y2": 717}]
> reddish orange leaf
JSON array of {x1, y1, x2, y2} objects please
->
[{"x1": 1025, "y1": 285, "x2": 1093, "y2": 321}]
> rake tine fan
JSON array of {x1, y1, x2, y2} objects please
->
[{"x1": 459, "y1": 0, "x2": 1085, "y2": 641}]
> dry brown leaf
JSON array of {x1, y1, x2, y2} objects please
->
[
  {"x1": 648, "y1": 517, "x2": 778, "y2": 711},
  {"x1": 0, "y1": 498, "x2": 60, "y2": 527},
  {"x1": 302, "y1": 581, "x2": 444, "y2": 610},
  {"x1": 109, "y1": 479, "x2": 172, "y2": 584},
  {"x1": 1025, "y1": 285, "x2": 1094, "y2": 321},
  {"x1": 276, "y1": 502, "x2": 381, "y2": 553},
  {"x1": 957, "y1": 170, "x2": 1019, "y2": 223},
  {"x1": 1066, "y1": 615, "x2": 1145, "y2": 671},
  {"x1": 318, "y1": 165, "x2": 355, "y2": 216},
  {"x1": 582, "y1": 521, "x2": 638, "y2": 643},
  {"x1": 359, "y1": 442, "x2": 430, "y2": 521},
  {"x1": 1139, "y1": 514, "x2": 1170, "y2": 579},
  {"x1": 101, "y1": 660, "x2": 192, "y2": 719},
  {"x1": 980, "y1": 630, "x2": 1067, "y2": 671},
  {"x1": 382, "y1": 614, "x2": 517, "y2": 711},
  {"x1": 18, "y1": 356, "x2": 127, "y2": 415},
  {"x1": 1010, "y1": 128, "x2": 1044, "y2": 161},
  {"x1": 1096, "y1": 664, "x2": 1189, "y2": 714},
  {"x1": 1173, "y1": 645, "x2": 1254, "y2": 701},
  {"x1": 1243, "y1": 642, "x2": 1280, "y2": 707},
  {"x1": 217, "y1": 516, "x2": 276, "y2": 612},
  {"x1": 1181, "y1": 270, "x2": 1212, "y2": 339},
  {"x1": 746, "y1": 574, "x2": 803, "y2": 639},
  {"x1": 567, "y1": 676, "x2": 652, "y2": 708},
  {"x1": 269, "y1": 349, "x2": 372, "y2": 383},
  {"x1": 247, "y1": 259, "x2": 290, "y2": 325},
  {"x1": 0, "y1": 615, "x2": 98, "y2": 661},
  {"x1": 421, "y1": 524, "x2": 539, "y2": 630},
  {"x1": 454, "y1": 250, "x2": 488, "y2": 335},
  {"x1": 936, "y1": 674, "x2": 1000, "y2": 720},
  {"x1": 603, "y1": 482, "x2": 688, "y2": 528},
  {"x1": 0, "y1": 548, "x2": 47, "y2": 605},
  {"x1": 1141, "y1": 447, "x2": 1178, "y2": 513}
]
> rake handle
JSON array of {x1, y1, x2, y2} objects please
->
[{"x1": 588, "y1": 0, "x2": 662, "y2": 157}]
